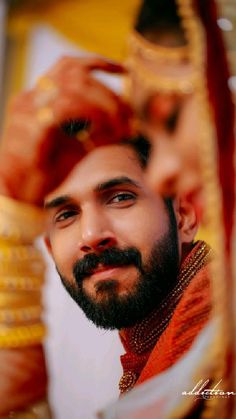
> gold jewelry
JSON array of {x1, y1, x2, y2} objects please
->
[
  {"x1": 129, "y1": 30, "x2": 189, "y2": 62},
  {"x1": 119, "y1": 242, "x2": 211, "y2": 393},
  {"x1": 0, "y1": 245, "x2": 43, "y2": 262},
  {"x1": 119, "y1": 371, "x2": 138, "y2": 394},
  {"x1": 0, "y1": 260, "x2": 45, "y2": 277},
  {"x1": 0, "y1": 276, "x2": 44, "y2": 291},
  {"x1": 127, "y1": 55, "x2": 197, "y2": 94},
  {"x1": 0, "y1": 305, "x2": 42, "y2": 324},
  {"x1": 0, "y1": 196, "x2": 45, "y2": 243},
  {"x1": 0, "y1": 323, "x2": 46, "y2": 348},
  {"x1": 127, "y1": 29, "x2": 199, "y2": 94},
  {"x1": 130, "y1": 242, "x2": 211, "y2": 355},
  {"x1": 0, "y1": 247, "x2": 45, "y2": 278},
  {"x1": 0, "y1": 291, "x2": 41, "y2": 308},
  {"x1": 0, "y1": 196, "x2": 47, "y2": 347}
]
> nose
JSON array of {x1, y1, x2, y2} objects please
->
[{"x1": 79, "y1": 207, "x2": 117, "y2": 254}]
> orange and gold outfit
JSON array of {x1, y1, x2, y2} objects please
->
[{"x1": 119, "y1": 241, "x2": 211, "y2": 393}]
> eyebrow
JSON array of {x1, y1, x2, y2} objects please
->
[
  {"x1": 95, "y1": 176, "x2": 142, "y2": 193},
  {"x1": 44, "y1": 195, "x2": 71, "y2": 210},
  {"x1": 44, "y1": 177, "x2": 141, "y2": 210}
]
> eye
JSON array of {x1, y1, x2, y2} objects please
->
[
  {"x1": 108, "y1": 192, "x2": 136, "y2": 206},
  {"x1": 55, "y1": 209, "x2": 78, "y2": 224}
]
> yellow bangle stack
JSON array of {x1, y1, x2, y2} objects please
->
[{"x1": 0, "y1": 195, "x2": 47, "y2": 348}]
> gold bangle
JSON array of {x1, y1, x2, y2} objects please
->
[
  {"x1": 0, "y1": 291, "x2": 41, "y2": 308},
  {"x1": 0, "y1": 276, "x2": 44, "y2": 291},
  {"x1": 0, "y1": 245, "x2": 44, "y2": 262},
  {"x1": 0, "y1": 246, "x2": 45, "y2": 279},
  {"x1": 0, "y1": 258, "x2": 45, "y2": 276},
  {"x1": 0, "y1": 195, "x2": 45, "y2": 243},
  {"x1": 0, "y1": 323, "x2": 46, "y2": 348},
  {"x1": 0, "y1": 305, "x2": 42, "y2": 324}
]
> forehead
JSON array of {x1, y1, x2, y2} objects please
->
[{"x1": 47, "y1": 144, "x2": 144, "y2": 198}]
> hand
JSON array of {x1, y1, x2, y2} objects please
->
[
  {"x1": 0, "y1": 345, "x2": 47, "y2": 416},
  {"x1": 0, "y1": 56, "x2": 133, "y2": 205}
]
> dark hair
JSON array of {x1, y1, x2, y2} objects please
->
[
  {"x1": 135, "y1": 0, "x2": 187, "y2": 46},
  {"x1": 120, "y1": 134, "x2": 151, "y2": 168},
  {"x1": 135, "y1": 0, "x2": 181, "y2": 34}
]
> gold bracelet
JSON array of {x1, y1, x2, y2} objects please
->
[
  {"x1": 0, "y1": 196, "x2": 46, "y2": 348},
  {"x1": 0, "y1": 245, "x2": 44, "y2": 263},
  {"x1": 0, "y1": 291, "x2": 41, "y2": 308},
  {"x1": 0, "y1": 276, "x2": 44, "y2": 291},
  {"x1": 0, "y1": 323, "x2": 46, "y2": 348},
  {"x1": 0, "y1": 258, "x2": 45, "y2": 276},
  {"x1": 0, "y1": 305, "x2": 42, "y2": 324},
  {"x1": 0, "y1": 195, "x2": 45, "y2": 243}
]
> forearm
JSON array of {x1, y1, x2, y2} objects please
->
[{"x1": 0, "y1": 195, "x2": 50, "y2": 417}]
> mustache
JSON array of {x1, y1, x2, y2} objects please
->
[{"x1": 73, "y1": 247, "x2": 142, "y2": 283}]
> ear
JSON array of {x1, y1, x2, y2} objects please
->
[
  {"x1": 44, "y1": 234, "x2": 53, "y2": 256},
  {"x1": 173, "y1": 196, "x2": 199, "y2": 245}
]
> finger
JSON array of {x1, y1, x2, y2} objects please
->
[
  {"x1": 57, "y1": 55, "x2": 126, "y2": 74},
  {"x1": 86, "y1": 59, "x2": 126, "y2": 74},
  {"x1": 45, "y1": 55, "x2": 126, "y2": 80},
  {"x1": 9, "y1": 90, "x2": 37, "y2": 113}
]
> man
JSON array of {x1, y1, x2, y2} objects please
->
[
  {"x1": 43, "y1": 137, "x2": 211, "y2": 395},
  {"x1": 0, "y1": 55, "x2": 211, "y2": 416},
  {"x1": 0, "y1": 0, "x2": 232, "y2": 416}
]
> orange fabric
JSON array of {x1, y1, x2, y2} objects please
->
[{"x1": 137, "y1": 264, "x2": 211, "y2": 385}]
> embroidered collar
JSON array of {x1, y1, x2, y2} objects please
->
[{"x1": 119, "y1": 241, "x2": 211, "y2": 393}]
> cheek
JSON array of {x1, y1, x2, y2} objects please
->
[
  {"x1": 48, "y1": 229, "x2": 78, "y2": 278},
  {"x1": 109, "y1": 200, "x2": 169, "y2": 261}
]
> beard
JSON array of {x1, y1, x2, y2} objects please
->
[{"x1": 57, "y1": 213, "x2": 179, "y2": 330}]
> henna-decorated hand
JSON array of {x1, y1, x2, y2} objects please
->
[{"x1": 0, "y1": 56, "x2": 133, "y2": 205}]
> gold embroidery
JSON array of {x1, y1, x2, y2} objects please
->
[
  {"x1": 130, "y1": 241, "x2": 211, "y2": 355},
  {"x1": 119, "y1": 371, "x2": 138, "y2": 394},
  {"x1": 119, "y1": 241, "x2": 211, "y2": 393}
]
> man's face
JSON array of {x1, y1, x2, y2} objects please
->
[{"x1": 45, "y1": 144, "x2": 179, "y2": 329}]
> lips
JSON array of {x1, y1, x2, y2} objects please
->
[
  {"x1": 91, "y1": 264, "x2": 117, "y2": 274},
  {"x1": 73, "y1": 247, "x2": 141, "y2": 285},
  {"x1": 88, "y1": 265, "x2": 122, "y2": 281}
]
